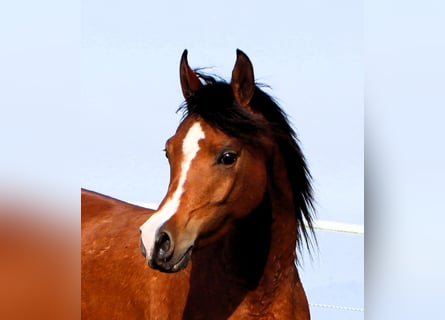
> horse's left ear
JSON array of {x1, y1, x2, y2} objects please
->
[
  {"x1": 180, "y1": 50, "x2": 202, "y2": 99},
  {"x1": 231, "y1": 49, "x2": 255, "y2": 107}
]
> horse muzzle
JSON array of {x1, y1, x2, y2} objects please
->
[{"x1": 140, "y1": 230, "x2": 194, "y2": 273}]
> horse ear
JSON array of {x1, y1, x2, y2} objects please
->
[
  {"x1": 231, "y1": 49, "x2": 255, "y2": 107},
  {"x1": 180, "y1": 50, "x2": 202, "y2": 99}
]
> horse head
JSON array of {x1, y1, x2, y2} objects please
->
[{"x1": 140, "y1": 50, "x2": 272, "y2": 272}]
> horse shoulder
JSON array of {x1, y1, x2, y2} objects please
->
[{"x1": 81, "y1": 189, "x2": 156, "y2": 319}]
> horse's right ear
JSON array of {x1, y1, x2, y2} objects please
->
[
  {"x1": 180, "y1": 50, "x2": 202, "y2": 99},
  {"x1": 231, "y1": 49, "x2": 255, "y2": 108}
]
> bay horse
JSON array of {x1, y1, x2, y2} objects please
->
[{"x1": 82, "y1": 49, "x2": 315, "y2": 319}]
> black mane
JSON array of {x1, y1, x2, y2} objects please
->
[{"x1": 178, "y1": 74, "x2": 316, "y2": 254}]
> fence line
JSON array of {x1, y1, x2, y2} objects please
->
[
  {"x1": 310, "y1": 303, "x2": 364, "y2": 312},
  {"x1": 306, "y1": 220, "x2": 364, "y2": 235}
]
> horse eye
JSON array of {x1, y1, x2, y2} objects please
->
[
  {"x1": 163, "y1": 149, "x2": 169, "y2": 159},
  {"x1": 218, "y1": 151, "x2": 238, "y2": 166}
]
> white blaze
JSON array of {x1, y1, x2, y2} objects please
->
[{"x1": 140, "y1": 121, "x2": 205, "y2": 258}]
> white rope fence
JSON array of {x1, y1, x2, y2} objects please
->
[
  {"x1": 305, "y1": 219, "x2": 364, "y2": 314},
  {"x1": 310, "y1": 303, "x2": 364, "y2": 312},
  {"x1": 306, "y1": 220, "x2": 364, "y2": 235},
  {"x1": 305, "y1": 220, "x2": 364, "y2": 315}
]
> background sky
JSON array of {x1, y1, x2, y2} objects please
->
[{"x1": 80, "y1": 1, "x2": 364, "y2": 318}]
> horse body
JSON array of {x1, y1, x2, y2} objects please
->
[
  {"x1": 82, "y1": 50, "x2": 314, "y2": 319},
  {"x1": 82, "y1": 190, "x2": 188, "y2": 319}
]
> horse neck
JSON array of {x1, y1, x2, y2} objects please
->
[
  {"x1": 184, "y1": 150, "x2": 307, "y2": 318},
  {"x1": 219, "y1": 147, "x2": 300, "y2": 292}
]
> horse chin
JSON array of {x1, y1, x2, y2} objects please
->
[{"x1": 170, "y1": 246, "x2": 193, "y2": 272}]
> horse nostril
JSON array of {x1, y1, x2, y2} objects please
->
[{"x1": 155, "y1": 231, "x2": 173, "y2": 262}]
